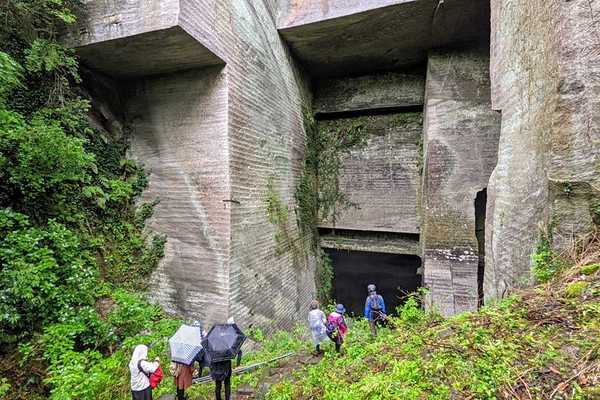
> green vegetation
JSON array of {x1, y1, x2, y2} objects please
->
[
  {"x1": 0, "y1": 1, "x2": 168, "y2": 398},
  {"x1": 266, "y1": 265, "x2": 600, "y2": 400},
  {"x1": 582, "y1": 263, "x2": 600, "y2": 276},
  {"x1": 266, "y1": 178, "x2": 291, "y2": 255},
  {"x1": 295, "y1": 110, "x2": 368, "y2": 301},
  {"x1": 532, "y1": 230, "x2": 566, "y2": 283},
  {"x1": 295, "y1": 110, "x2": 367, "y2": 241}
]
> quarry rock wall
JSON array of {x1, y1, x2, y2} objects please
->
[
  {"x1": 421, "y1": 48, "x2": 501, "y2": 315},
  {"x1": 127, "y1": 67, "x2": 231, "y2": 323},
  {"x1": 72, "y1": 0, "x2": 600, "y2": 323},
  {"x1": 487, "y1": 0, "x2": 600, "y2": 301},
  {"x1": 318, "y1": 113, "x2": 422, "y2": 234},
  {"x1": 208, "y1": 0, "x2": 317, "y2": 330},
  {"x1": 74, "y1": 0, "x2": 316, "y2": 330}
]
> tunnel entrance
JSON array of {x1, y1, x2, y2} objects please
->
[
  {"x1": 475, "y1": 189, "x2": 487, "y2": 306},
  {"x1": 325, "y1": 249, "x2": 422, "y2": 316}
]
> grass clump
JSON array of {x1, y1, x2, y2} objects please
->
[
  {"x1": 581, "y1": 263, "x2": 600, "y2": 276},
  {"x1": 565, "y1": 281, "x2": 590, "y2": 298}
]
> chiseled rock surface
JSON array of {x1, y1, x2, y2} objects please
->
[
  {"x1": 487, "y1": 0, "x2": 600, "y2": 302},
  {"x1": 276, "y1": 0, "x2": 405, "y2": 28},
  {"x1": 277, "y1": 0, "x2": 437, "y2": 77},
  {"x1": 127, "y1": 67, "x2": 230, "y2": 324},
  {"x1": 318, "y1": 113, "x2": 422, "y2": 234},
  {"x1": 314, "y1": 72, "x2": 425, "y2": 115},
  {"x1": 421, "y1": 48, "x2": 500, "y2": 316},
  {"x1": 74, "y1": 0, "x2": 317, "y2": 330}
]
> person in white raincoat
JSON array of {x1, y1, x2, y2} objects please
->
[
  {"x1": 129, "y1": 344, "x2": 160, "y2": 400},
  {"x1": 307, "y1": 300, "x2": 327, "y2": 354}
]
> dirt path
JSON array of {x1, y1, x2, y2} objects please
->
[{"x1": 235, "y1": 351, "x2": 322, "y2": 399}]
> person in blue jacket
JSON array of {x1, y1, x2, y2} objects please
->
[{"x1": 364, "y1": 284, "x2": 386, "y2": 337}]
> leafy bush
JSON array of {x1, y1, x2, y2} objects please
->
[
  {"x1": 0, "y1": 209, "x2": 97, "y2": 341},
  {"x1": 107, "y1": 290, "x2": 161, "y2": 340},
  {"x1": 0, "y1": 2, "x2": 168, "y2": 398}
]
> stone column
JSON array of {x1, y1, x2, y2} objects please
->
[{"x1": 421, "y1": 48, "x2": 501, "y2": 316}]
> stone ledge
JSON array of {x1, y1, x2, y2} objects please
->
[{"x1": 320, "y1": 232, "x2": 420, "y2": 255}]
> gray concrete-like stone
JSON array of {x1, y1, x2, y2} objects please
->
[
  {"x1": 276, "y1": 0, "x2": 408, "y2": 28},
  {"x1": 278, "y1": 0, "x2": 437, "y2": 77},
  {"x1": 318, "y1": 113, "x2": 422, "y2": 234},
  {"x1": 277, "y1": 0, "x2": 490, "y2": 77},
  {"x1": 314, "y1": 72, "x2": 425, "y2": 115},
  {"x1": 69, "y1": 0, "x2": 224, "y2": 78},
  {"x1": 320, "y1": 232, "x2": 420, "y2": 255},
  {"x1": 486, "y1": 0, "x2": 600, "y2": 302},
  {"x1": 71, "y1": 0, "x2": 600, "y2": 323},
  {"x1": 72, "y1": 0, "x2": 317, "y2": 331},
  {"x1": 76, "y1": 27, "x2": 223, "y2": 78},
  {"x1": 431, "y1": 0, "x2": 491, "y2": 48},
  {"x1": 127, "y1": 67, "x2": 230, "y2": 323},
  {"x1": 421, "y1": 48, "x2": 500, "y2": 316}
]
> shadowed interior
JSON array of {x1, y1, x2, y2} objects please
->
[{"x1": 326, "y1": 249, "x2": 422, "y2": 316}]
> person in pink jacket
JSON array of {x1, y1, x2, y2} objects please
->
[{"x1": 327, "y1": 304, "x2": 348, "y2": 353}]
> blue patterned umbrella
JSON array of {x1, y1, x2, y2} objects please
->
[{"x1": 169, "y1": 324, "x2": 203, "y2": 366}]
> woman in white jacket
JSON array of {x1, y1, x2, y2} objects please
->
[
  {"x1": 307, "y1": 300, "x2": 327, "y2": 354},
  {"x1": 129, "y1": 344, "x2": 160, "y2": 400}
]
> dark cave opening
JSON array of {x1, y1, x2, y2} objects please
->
[
  {"x1": 325, "y1": 248, "x2": 422, "y2": 316},
  {"x1": 475, "y1": 189, "x2": 487, "y2": 306}
]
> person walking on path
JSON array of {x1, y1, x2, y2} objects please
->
[
  {"x1": 364, "y1": 284, "x2": 387, "y2": 337},
  {"x1": 210, "y1": 350, "x2": 242, "y2": 400},
  {"x1": 172, "y1": 362, "x2": 193, "y2": 400},
  {"x1": 307, "y1": 300, "x2": 328, "y2": 354},
  {"x1": 327, "y1": 304, "x2": 348, "y2": 353},
  {"x1": 129, "y1": 344, "x2": 160, "y2": 400}
]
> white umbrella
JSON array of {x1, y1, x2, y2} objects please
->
[{"x1": 169, "y1": 324, "x2": 203, "y2": 366}]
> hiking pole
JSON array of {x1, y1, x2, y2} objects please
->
[{"x1": 192, "y1": 352, "x2": 295, "y2": 384}]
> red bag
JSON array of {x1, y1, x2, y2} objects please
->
[
  {"x1": 149, "y1": 366, "x2": 163, "y2": 389},
  {"x1": 138, "y1": 360, "x2": 163, "y2": 389}
]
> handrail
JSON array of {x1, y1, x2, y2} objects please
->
[{"x1": 192, "y1": 352, "x2": 295, "y2": 385}]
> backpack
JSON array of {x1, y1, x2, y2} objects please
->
[
  {"x1": 325, "y1": 321, "x2": 337, "y2": 336},
  {"x1": 369, "y1": 294, "x2": 382, "y2": 311},
  {"x1": 138, "y1": 360, "x2": 163, "y2": 389}
]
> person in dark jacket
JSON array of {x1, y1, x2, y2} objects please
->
[
  {"x1": 364, "y1": 284, "x2": 387, "y2": 337},
  {"x1": 210, "y1": 350, "x2": 242, "y2": 400}
]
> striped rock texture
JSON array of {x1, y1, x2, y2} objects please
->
[
  {"x1": 487, "y1": 0, "x2": 600, "y2": 302},
  {"x1": 72, "y1": 0, "x2": 600, "y2": 323},
  {"x1": 74, "y1": 0, "x2": 316, "y2": 330},
  {"x1": 421, "y1": 49, "x2": 501, "y2": 316}
]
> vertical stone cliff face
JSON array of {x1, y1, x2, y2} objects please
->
[
  {"x1": 206, "y1": 0, "x2": 317, "y2": 329},
  {"x1": 487, "y1": 0, "x2": 600, "y2": 301},
  {"x1": 71, "y1": 0, "x2": 600, "y2": 322},
  {"x1": 421, "y1": 49, "x2": 500, "y2": 315},
  {"x1": 127, "y1": 68, "x2": 231, "y2": 323},
  {"x1": 72, "y1": 0, "x2": 316, "y2": 330}
]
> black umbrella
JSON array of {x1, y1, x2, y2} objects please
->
[{"x1": 202, "y1": 323, "x2": 246, "y2": 363}]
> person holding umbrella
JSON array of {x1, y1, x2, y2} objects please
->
[
  {"x1": 202, "y1": 321, "x2": 246, "y2": 400},
  {"x1": 169, "y1": 323, "x2": 204, "y2": 400}
]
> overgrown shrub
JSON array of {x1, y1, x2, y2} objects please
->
[
  {"x1": 0, "y1": 210, "x2": 97, "y2": 342},
  {"x1": 0, "y1": 2, "x2": 168, "y2": 398}
]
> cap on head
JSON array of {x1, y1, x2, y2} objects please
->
[
  {"x1": 367, "y1": 284, "x2": 376, "y2": 293},
  {"x1": 335, "y1": 304, "x2": 346, "y2": 314}
]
